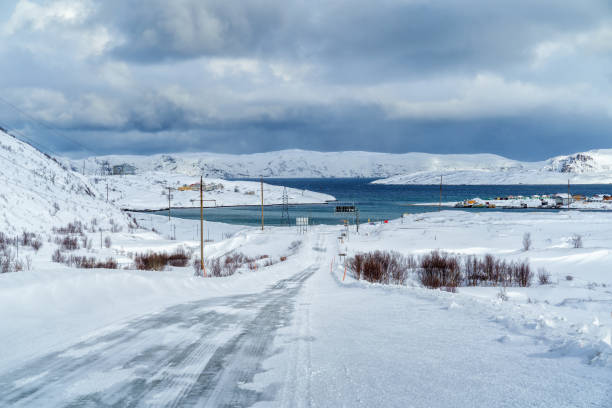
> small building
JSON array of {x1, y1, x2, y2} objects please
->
[
  {"x1": 554, "y1": 193, "x2": 573, "y2": 207},
  {"x1": 112, "y1": 164, "x2": 136, "y2": 175}
]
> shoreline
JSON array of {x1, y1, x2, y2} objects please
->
[{"x1": 124, "y1": 200, "x2": 337, "y2": 213}]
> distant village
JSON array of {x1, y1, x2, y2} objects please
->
[{"x1": 455, "y1": 193, "x2": 612, "y2": 209}]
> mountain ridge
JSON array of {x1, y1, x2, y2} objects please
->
[{"x1": 69, "y1": 148, "x2": 612, "y2": 184}]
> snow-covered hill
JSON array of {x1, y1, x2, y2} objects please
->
[
  {"x1": 0, "y1": 130, "x2": 129, "y2": 233},
  {"x1": 375, "y1": 150, "x2": 612, "y2": 184},
  {"x1": 90, "y1": 172, "x2": 335, "y2": 211},
  {"x1": 72, "y1": 150, "x2": 522, "y2": 179},
  {"x1": 72, "y1": 149, "x2": 612, "y2": 184}
]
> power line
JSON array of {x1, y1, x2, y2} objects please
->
[
  {"x1": 0, "y1": 95, "x2": 95, "y2": 156},
  {"x1": 0, "y1": 119, "x2": 64, "y2": 159}
]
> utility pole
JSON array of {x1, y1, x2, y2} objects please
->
[
  {"x1": 200, "y1": 176, "x2": 206, "y2": 276},
  {"x1": 439, "y1": 175, "x2": 443, "y2": 212},
  {"x1": 260, "y1": 177, "x2": 264, "y2": 231},
  {"x1": 167, "y1": 187, "x2": 172, "y2": 221},
  {"x1": 567, "y1": 179, "x2": 570, "y2": 209}
]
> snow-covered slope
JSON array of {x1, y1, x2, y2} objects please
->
[
  {"x1": 0, "y1": 130, "x2": 129, "y2": 233},
  {"x1": 73, "y1": 148, "x2": 612, "y2": 184},
  {"x1": 375, "y1": 149, "x2": 612, "y2": 185},
  {"x1": 90, "y1": 172, "x2": 335, "y2": 211}
]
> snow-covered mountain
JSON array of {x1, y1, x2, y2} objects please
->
[
  {"x1": 0, "y1": 130, "x2": 130, "y2": 233},
  {"x1": 73, "y1": 150, "x2": 523, "y2": 179},
  {"x1": 71, "y1": 148, "x2": 612, "y2": 184},
  {"x1": 375, "y1": 150, "x2": 612, "y2": 185}
]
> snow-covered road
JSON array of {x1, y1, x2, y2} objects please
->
[
  {"x1": 1, "y1": 229, "x2": 610, "y2": 407},
  {"x1": 0, "y1": 239, "x2": 324, "y2": 407}
]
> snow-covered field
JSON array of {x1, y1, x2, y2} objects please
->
[
  {"x1": 1, "y1": 210, "x2": 611, "y2": 406},
  {"x1": 88, "y1": 172, "x2": 335, "y2": 210}
]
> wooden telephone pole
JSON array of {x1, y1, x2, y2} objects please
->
[
  {"x1": 167, "y1": 187, "x2": 172, "y2": 221},
  {"x1": 200, "y1": 176, "x2": 206, "y2": 277},
  {"x1": 260, "y1": 177, "x2": 264, "y2": 231}
]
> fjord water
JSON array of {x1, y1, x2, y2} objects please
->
[{"x1": 156, "y1": 178, "x2": 612, "y2": 226}]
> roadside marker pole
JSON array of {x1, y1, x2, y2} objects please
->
[
  {"x1": 260, "y1": 177, "x2": 264, "y2": 231},
  {"x1": 200, "y1": 176, "x2": 206, "y2": 277},
  {"x1": 343, "y1": 265, "x2": 346, "y2": 281}
]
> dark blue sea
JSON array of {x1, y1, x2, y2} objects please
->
[{"x1": 151, "y1": 178, "x2": 612, "y2": 226}]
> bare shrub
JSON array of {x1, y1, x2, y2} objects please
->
[
  {"x1": 134, "y1": 248, "x2": 191, "y2": 271},
  {"x1": 31, "y1": 239, "x2": 42, "y2": 251},
  {"x1": 571, "y1": 234, "x2": 583, "y2": 248},
  {"x1": 53, "y1": 221, "x2": 83, "y2": 235},
  {"x1": 280, "y1": 256, "x2": 287, "y2": 262},
  {"x1": 566, "y1": 275, "x2": 574, "y2": 281},
  {"x1": 497, "y1": 287, "x2": 509, "y2": 301},
  {"x1": 134, "y1": 252, "x2": 168, "y2": 271},
  {"x1": 419, "y1": 250, "x2": 462, "y2": 289},
  {"x1": 538, "y1": 268, "x2": 551, "y2": 285},
  {"x1": 52, "y1": 249, "x2": 66, "y2": 263},
  {"x1": 522, "y1": 232, "x2": 532, "y2": 251},
  {"x1": 512, "y1": 260, "x2": 533, "y2": 287},
  {"x1": 65, "y1": 255, "x2": 118, "y2": 269},
  {"x1": 60, "y1": 236, "x2": 79, "y2": 251},
  {"x1": 167, "y1": 247, "x2": 189, "y2": 267},
  {"x1": 207, "y1": 258, "x2": 222, "y2": 277},
  {"x1": 348, "y1": 251, "x2": 410, "y2": 285},
  {"x1": 348, "y1": 253, "x2": 364, "y2": 280},
  {"x1": 104, "y1": 236, "x2": 112, "y2": 248},
  {"x1": 109, "y1": 218, "x2": 122, "y2": 233},
  {"x1": 204, "y1": 252, "x2": 257, "y2": 277},
  {"x1": 192, "y1": 258, "x2": 203, "y2": 276}
]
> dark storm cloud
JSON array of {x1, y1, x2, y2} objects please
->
[{"x1": 1, "y1": 0, "x2": 612, "y2": 159}]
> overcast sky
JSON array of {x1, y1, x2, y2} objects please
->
[{"x1": 0, "y1": 0, "x2": 611, "y2": 159}]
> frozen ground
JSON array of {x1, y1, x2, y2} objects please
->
[{"x1": 1, "y1": 211, "x2": 611, "y2": 406}]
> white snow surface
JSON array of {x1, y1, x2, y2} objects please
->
[
  {"x1": 0, "y1": 130, "x2": 130, "y2": 233},
  {"x1": 1, "y1": 210, "x2": 612, "y2": 406},
  {"x1": 71, "y1": 148, "x2": 612, "y2": 184},
  {"x1": 89, "y1": 172, "x2": 335, "y2": 211}
]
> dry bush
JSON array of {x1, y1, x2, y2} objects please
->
[
  {"x1": 419, "y1": 250, "x2": 462, "y2": 289},
  {"x1": 192, "y1": 258, "x2": 203, "y2": 276},
  {"x1": 348, "y1": 251, "x2": 410, "y2": 285},
  {"x1": 134, "y1": 248, "x2": 190, "y2": 271},
  {"x1": 104, "y1": 236, "x2": 112, "y2": 248},
  {"x1": 53, "y1": 221, "x2": 83, "y2": 235},
  {"x1": 167, "y1": 247, "x2": 190, "y2": 267},
  {"x1": 538, "y1": 268, "x2": 551, "y2": 285},
  {"x1": 59, "y1": 236, "x2": 79, "y2": 251},
  {"x1": 513, "y1": 260, "x2": 533, "y2": 287},
  {"x1": 571, "y1": 234, "x2": 583, "y2": 248},
  {"x1": 566, "y1": 275, "x2": 574, "y2": 281},
  {"x1": 134, "y1": 252, "x2": 169, "y2": 271},
  {"x1": 204, "y1": 252, "x2": 256, "y2": 277},
  {"x1": 522, "y1": 232, "x2": 532, "y2": 251},
  {"x1": 52, "y1": 249, "x2": 66, "y2": 263},
  {"x1": 65, "y1": 255, "x2": 118, "y2": 269},
  {"x1": 109, "y1": 218, "x2": 123, "y2": 233}
]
